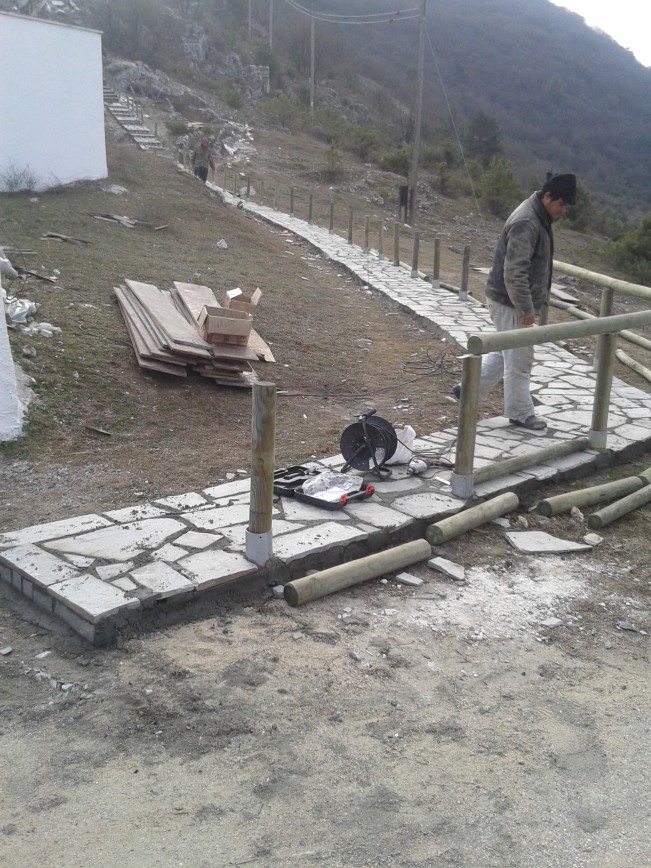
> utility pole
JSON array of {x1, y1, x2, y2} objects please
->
[
  {"x1": 408, "y1": 0, "x2": 426, "y2": 224},
  {"x1": 310, "y1": 2, "x2": 315, "y2": 115},
  {"x1": 269, "y1": 0, "x2": 274, "y2": 49},
  {"x1": 248, "y1": 0, "x2": 252, "y2": 39}
]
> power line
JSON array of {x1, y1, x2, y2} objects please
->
[{"x1": 283, "y1": 0, "x2": 419, "y2": 25}]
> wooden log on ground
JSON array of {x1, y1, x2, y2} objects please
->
[
  {"x1": 615, "y1": 349, "x2": 651, "y2": 384},
  {"x1": 587, "y1": 484, "x2": 651, "y2": 530},
  {"x1": 283, "y1": 539, "x2": 432, "y2": 607},
  {"x1": 536, "y1": 475, "x2": 647, "y2": 516},
  {"x1": 426, "y1": 492, "x2": 519, "y2": 545}
]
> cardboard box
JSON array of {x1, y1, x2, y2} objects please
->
[
  {"x1": 223, "y1": 287, "x2": 262, "y2": 316},
  {"x1": 198, "y1": 305, "x2": 252, "y2": 345}
]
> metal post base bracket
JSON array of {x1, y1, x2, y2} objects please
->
[
  {"x1": 588, "y1": 429, "x2": 608, "y2": 450},
  {"x1": 451, "y1": 472, "x2": 474, "y2": 499},
  {"x1": 245, "y1": 530, "x2": 273, "y2": 566}
]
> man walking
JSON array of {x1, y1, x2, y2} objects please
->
[
  {"x1": 454, "y1": 173, "x2": 576, "y2": 430},
  {"x1": 191, "y1": 137, "x2": 215, "y2": 183}
]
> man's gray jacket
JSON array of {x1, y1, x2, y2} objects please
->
[{"x1": 485, "y1": 192, "x2": 553, "y2": 317}]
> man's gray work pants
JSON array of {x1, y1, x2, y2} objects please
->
[{"x1": 478, "y1": 298, "x2": 536, "y2": 423}]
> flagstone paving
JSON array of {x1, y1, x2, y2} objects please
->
[{"x1": 2, "y1": 187, "x2": 650, "y2": 644}]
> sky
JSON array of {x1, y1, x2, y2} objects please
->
[{"x1": 551, "y1": 1, "x2": 651, "y2": 68}]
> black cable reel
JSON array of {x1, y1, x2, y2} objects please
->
[{"x1": 339, "y1": 410, "x2": 397, "y2": 478}]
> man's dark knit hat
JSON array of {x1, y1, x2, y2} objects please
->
[{"x1": 542, "y1": 173, "x2": 577, "y2": 206}]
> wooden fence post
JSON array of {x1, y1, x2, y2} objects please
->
[
  {"x1": 459, "y1": 245, "x2": 470, "y2": 301},
  {"x1": 411, "y1": 231, "x2": 420, "y2": 278},
  {"x1": 246, "y1": 382, "x2": 276, "y2": 565},
  {"x1": 432, "y1": 238, "x2": 441, "y2": 287}
]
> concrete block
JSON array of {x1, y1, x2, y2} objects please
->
[
  {"x1": 32, "y1": 587, "x2": 54, "y2": 613},
  {"x1": 53, "y1": 601, "x2": 96, "y2": 643}
]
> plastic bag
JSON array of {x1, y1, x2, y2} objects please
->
[
  {"x1": 6, "y1": 298, "x2": 38, "y2": 323},
  {"x1": 386, "y1": 425, "x2": 416, "y2": 465}
]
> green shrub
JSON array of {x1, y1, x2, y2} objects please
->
[
  {"x1": 262, "y1": 93, "x2": 303, "y2": 129},
  {"x1": 379, "y1": 147, "x2": 410, "y2": 177},
  {"x1": 608, "y1": 212, "x2": 651, "y2": 284},
  {"x1": 341, "y1": 125, "x2": 388, "y2": 161},
  {"x1": 478, "y1": 156, "x2": 523, "y2": 218},
  {"x1": 165, "y1": 119, "x2": 191, "y2": 136},
  {"x1": 221, "y1": 86, "x2": 244, "y2": 109},
  {"x1": 324, "y1": 142, "x2": 343, "y2": 180}
]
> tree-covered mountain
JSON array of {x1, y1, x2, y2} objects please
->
[
  {"x1": 9, "y1": 0, "x2": 651, "y2": 215},
  {"x1": 281, "y1": 0, "x2": 651, "y2": 215}
]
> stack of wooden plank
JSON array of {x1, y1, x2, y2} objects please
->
[{"x1": 114, "y1": 280, "x2": 275, "y2": 388}]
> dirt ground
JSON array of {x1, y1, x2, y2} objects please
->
[{"x1": 1, "y1": 105, "x2": 650, "y2": 866}]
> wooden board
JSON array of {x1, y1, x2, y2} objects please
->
[
  {"x1": 126, "y1": 280, "x2": 213, "y2": 352},
  {"x1": 115, "y1": 288, "x2": 187, "y2": 376}
]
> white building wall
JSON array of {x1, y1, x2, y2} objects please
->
[
  {"x1": 0, "y1": 282, "x2": 23, "y2": 442},
  {"x1": 0, "y1": 13, "x2": 107, "y2": 191}
]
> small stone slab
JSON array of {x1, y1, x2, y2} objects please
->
[
  {"x1": 153, "y1": 492, "x2": 209, "y2": 510},
  {"x1": 178, "y1": 550, "x2": 258, "y2": 590},
  {"x1": 182, "y1": 504, "x2": 258, "y2": 530},
  {"x1": 342, "y1": 502, "x2": 411, "y2": 530},
  {"x1": 151, "y1": 544, "x2": 188, "y2": 562},
  {"x1": 203, "y1": 478, "x2": 251, "y2": 499},
  {"x1": 0, "y1": 514, "x2": 112, "y2": 549},
  {"x1": 371, "y1": 476, "x2": 424, "y2": 494},
  {"x1": 112, "y1": 577, "x2": 138, "y2": 592},
  {"x1": 129, "y1": 562, "x2": 195, "y2": 599},
  {"x1": 390, "y1": 492, "x2": 463, "y2": 519},
  {"x1": 44, "y1": 518, "x2": 185, "y2": 561},
  {"x1": 505, "y1": 531, "x2": 592, "y2": 554},
  {"x1": 271, "y1": 522, "x2": 367, "y2": 563},
  {"x1": 96, "y1": 562, "x2": 134, "y2": 580},
  {"x1": 280, "y1": 498, "x2": 351, "y2": 522},
  {"x1": 392, "y1": 572, "x2": 424, "y2": 587},
  {"x1": 427, "y1": 556, "x2": 465, "y2": 582},
  {"x1": 103, "y1": 504, "x2": 168, "y2": 522},
  {"x1": 49, "y1": 574, "x2": 141, "y2": 623},
  {"x1": 0, "y1": 544, "x2": 81, "y2": 588},
  {"x1": 175, "y1": 531, "x2": 223, "y2": 549},
  {"x1": 63, "y1": 554, "x2": 96, "y2": 568}
]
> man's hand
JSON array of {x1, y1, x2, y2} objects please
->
[{"x1": 519, "y1": 313, "x2": 535, "y2": 326}]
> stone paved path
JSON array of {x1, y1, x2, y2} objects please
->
[{"x1": 2, "y1": 184, "x2": 650, "y2": 644}]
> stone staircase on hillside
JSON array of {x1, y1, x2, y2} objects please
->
[{"x1": 103, "y1": 86, "x2": 164, "y2": 151}]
